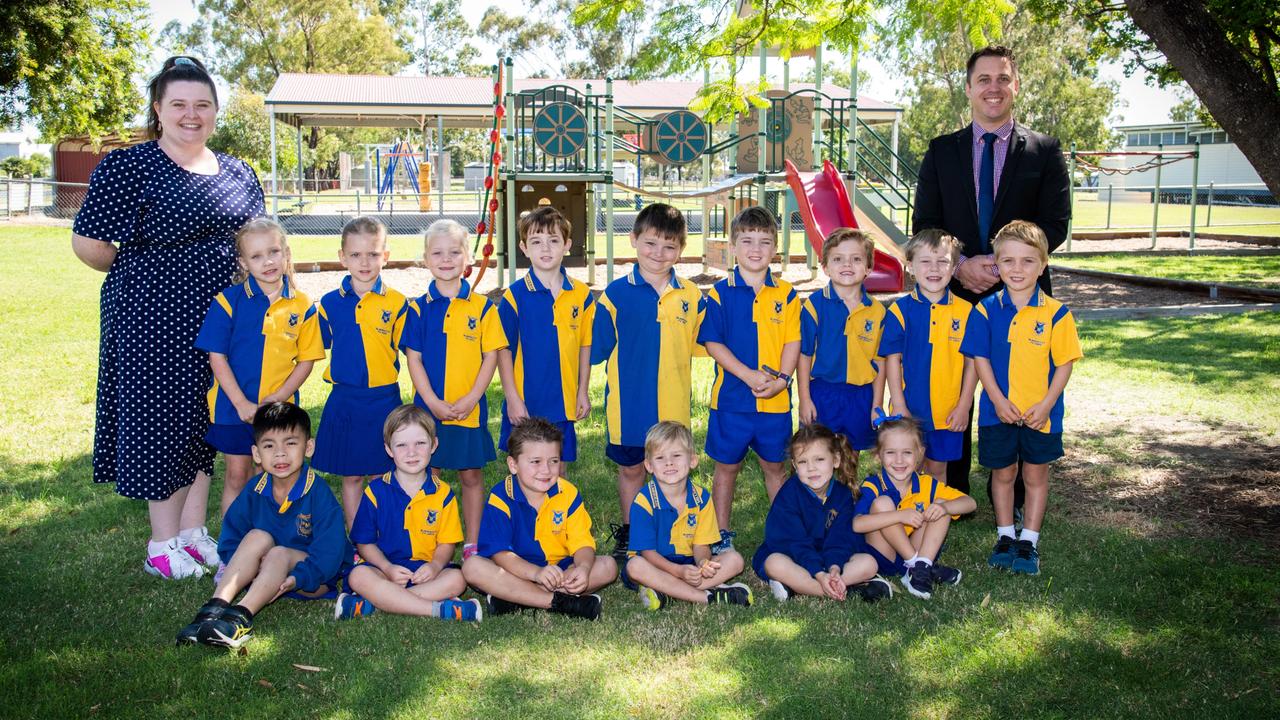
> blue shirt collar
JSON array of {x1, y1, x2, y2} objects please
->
[
  {"x1": 383, "y1": 468, "x2": 438, "y2": 498},
  {"x1": 645, "y1": 477, "x2": 698, "y2": 511},
  {"x1": 822, "y1": 282, "x2": 872, "y2": 307},
  {"x1": 427, "y1": 278, "x2": 473, "y2": 303},
  {"x1": 800, "y1": 477, "x2": 833, "y2": 503},
  {"x1": 523, "y1": 268, "x2": 574, "y2": 294},
  {"x1": 339, "y1": 274, "x2": 385, "y2": 297},
  {"x1": 244, "y1": 274, "x2": 295, "y2": 300},
  {"x1": 628, "y1": 263, "x2": 683, "y2": 290},
  {"x1": 997, "y1": 284, "x2": 1044, "y2": 310},
  {"x1": 507, "y1": 474, "x2": 560, "y2": 505},
  {"x1": 729, "y1": 265, "x2": 777, "y2": 288},
  {"x1": 909, "y1": 284, "x2": 952, "y2": 305}
]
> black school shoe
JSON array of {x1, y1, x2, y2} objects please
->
[
  {"x1": 849, "y1": 575, "x2": 894, "y2": 602},
  {"x1": 549, "y1": 591, "x2": 602, "y2": 620},
  {"x1": 706, "y1": 582, "x2": 754, "y2": 606},
  {"x1": 486, "y1": 594, "x2": 528, "y2": 617},
  {"x1": 606, "y1": 523, "x2": 630, "y2": 567},
  {"x1": 176, "y1": 599, "x2": 229, "y2": 645},
  {"x1": 197, "y1": 604, "x2": 254, "y2": 648}
]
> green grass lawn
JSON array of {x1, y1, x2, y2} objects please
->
[
  {"x1": 1, "y1": 226, "x2": 1277, "y2": 719},
  {"x1": 1053, "y1": 253, "x2": 1280, "y2": 289},
  {"x1": 1069, "y1": 195, "x2": 1280, "y2": 236}
]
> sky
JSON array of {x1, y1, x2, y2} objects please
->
[{"x1": 133, "y1": 0, "x2": 1181, "y2": 134}]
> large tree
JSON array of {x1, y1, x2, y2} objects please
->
[
  {"x1": 481, "y1": 0, "x2": 646, "y2": 78},
  {"x1": 1, "y1": 0, "x2": 150, "y2": 140}
]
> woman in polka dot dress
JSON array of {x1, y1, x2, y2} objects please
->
[{"x1": 71, "y1": 56, "x2": 265, "y2": 580}]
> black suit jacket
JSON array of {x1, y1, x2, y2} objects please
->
[{"x1": 912, "y1": 122, "x2": 1071, "y2": 303}]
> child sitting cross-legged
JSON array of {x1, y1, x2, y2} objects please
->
[
  {"x1": 176, "y1": 402, "x2": 352, "y2": 648},
  {"x1": 334, "y1": 404, "x2": 481, "y2": 622},
  {"x1": 462, "y1": 418, "x2": 617, "y2": 620},
  {"x1": 623, "y1": 421, "x2": 752, "y2": 610}
]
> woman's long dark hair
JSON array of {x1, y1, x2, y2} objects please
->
[{"x1": 146, "y1": 56, "x2": 218, "y2": 139}]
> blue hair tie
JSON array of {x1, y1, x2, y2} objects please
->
[
  {"x1": 173, "y1": 57, "x2": 196, "y2": 67},
  {"x1": 872, "y1": 408, "x2": 902, "y2": 430}
]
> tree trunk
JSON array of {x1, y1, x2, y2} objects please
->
[{"x1": 1124, "y1": 0, "x2": 1280, "y2": 198}]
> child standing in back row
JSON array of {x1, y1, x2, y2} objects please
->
[
  {"x1": 496, "y1": 206, "x2": 595, "y2": 468},
  {"x1": 403, "y1": 219, "x2": 508, "y2": 559},
  {"x1": 313, "y1": 216, "x2": 409, "y2": 528},
  {"x1": 195, "y1": 218, "x2": 324, "y2": 534},
  {"x1": 961, "y1": 220, "x2": 1082, "y2": 576}
]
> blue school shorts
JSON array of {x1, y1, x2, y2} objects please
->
[
  {"x1": 810, "y1": 378, "x2": 876, "y2": 451},
  {"x1": 925, "y1": 429, "x2": 964, "y2": 463},
  {"x1": 978, "y1": 423, "x2": 1064, "y2": 468},
  {"x1": 500, "y1": 416, "x2": 578, "y2": 462},
  {"x1": 606, "y1": 443, "x2": 646, "y2": 468},
  {"x1": 312, "y1": 384, "x2": 401, "y2": 477},
  {"x1": 705, "y1": 409, "x2": 792, "y2": 464},
  {"x1": 621, "y1": 553, "x2": 695, "y2": 591},
  {"x1": 205, "y1": 422, "x2": 255, "y2": 456}
]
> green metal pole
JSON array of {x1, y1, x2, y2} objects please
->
[
  {"x1": 605, "y1": 77, "x2": 616, "y2": 283},
  {"x1": 813, "y1": 44, "x2": 823, "y2": 169},
  {"x1": 1106, "y1": 184, "x2": 1113, "y2": 229},
  {"x1": 757, "y1": 43, "x2": 767, "y2": 198},
  {"x1": 782, "y1": 56, "x2": 791, "y2": 271},
  {"x1": 503, "y1": 57, "x2": 516, "y2": 285},
  {"x1": 1066, "y1": 143, "x2": 1076, "y2": 252},
  {"x1": 1188, "y1": 140, "x2": 1200, "y2": 250},
  {"x1": 269, "y1": 111, "x2": 278, "y2": 219},
  {"x1": 586, "y1": 82, "x2": 597, "y2": 285},
  {"x1": 1151, "y1": 143, "x2": 1163, "y2": 249},
  {"x1": 848, "y1": 47, "x2": 858, "y2": 202},
  {"x1": 1207, "y1": 182, "x2": 1214, "y2": 226}
]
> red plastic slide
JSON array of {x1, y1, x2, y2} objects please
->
[{"x1": 784, "y1": 159, "x2": 904, "y2": 293}]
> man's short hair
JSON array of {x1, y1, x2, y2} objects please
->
[
  {"x1": 904, "y1": 228, "x2": 962, "y2": 264},
  {"x1": 966, "y1": 46, "x2": 1018, "y2": 83},
  {"x1": 518, "y1": 206, "x2": 572, "y2": 244},
  {"x1": 992, "y1": 220, "x2": 1049, "y2": 264},
  {"x1": 644, "y1": 421, "x2": 696, "y2": 458},
  {"x1": 252, "y1": 402, "x2": 311, "y2": 441},
  {"x1": 729, "y1": 206, "x2": 778, "y2": 241},
  {"x1": 632, "y1": 203, "x2": 687, "y2": 248}
]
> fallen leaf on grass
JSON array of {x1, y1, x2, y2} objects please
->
[
  {"x1": 981, "y1": 593, "x2": 991, "y2": 608},
  {"x1": 90, "y1": 704, "x2": 100, "y2": 713},
  {"x1": 237, "y1": 646, "x2": 248, "y2": 657},
  {"x1": 292, "y1": 664, "x2": 328, "y2": 673},
  {"x1": 258, "y1": 679, "x2": 274, "y2": 689},
  {"x1": 297, "y1": 683, "x2": 311, "y2": 691}
]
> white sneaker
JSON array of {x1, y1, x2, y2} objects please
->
[
  {"x1": 144, "y1": 538, "x2": 205, "y2": 580},
  {"x1": 769, "y1": 579, "x2": 792, "y2": 602},
  {"x1": 182, "y1": 526, "x2": 220, "y2": 568}
]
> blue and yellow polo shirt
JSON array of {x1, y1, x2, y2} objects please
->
[
  {"x1": 402, "y1": 279, "x2": 508, "y2": 428},
  {"x1": 316, "y1": 275, "x2": 408, "y2": 388},
  {"x1": 627, "y1": 478, "x2": 721, "y2": 561},
  {"x1": 880, "y1": 286, "x2": 974, "y2": 431},
  {"x1": 350, "y1": 471, "x2": 463, "y2": 568},
  {"x1": 497, "y1": 269, "x2": 596, "y2": 423},
  {"x1": 960, "y1": 286, "x2": 1083, "y2": 433},
  {"x1": 854, "y1": 470, "x2": 965, "y2": 535},
  {"x1": 195, "y1": 275, "x2": 325, "y2": 424},
  {"x1": 590, "y1": 265, "x2": 706, "y2": 447},
  {"x1": 800, "y1": 283, "x2": 887, "y2": 386},
  {"x1": 476, "y1": 476, "x2": 595, "y2": 566},
  {"x1": 698, "y1": 267, "x2": 801, "y2": 414}
]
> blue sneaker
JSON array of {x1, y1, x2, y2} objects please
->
[
  {"x1": 988, "y1": 536, "x2": 1016, "y2": 569},
  {"x1": 931, "y1": 564, "x2": 963, "y2": 586},
  {"x1": 438, "y1": 598, "x2": 483, "y2": 622},
  {"x1": 900, "y1": 561, "x2": 933, "y2": 600},
  {"x1": 1010, "y1": 540, "x2": 1040, "y2": 575},
  {"x1": 710, "y1": 529, "x2": 736, "y2": 555},
  {"x1": 334, "y1": 592, "x2": 377, "y2": 620}
]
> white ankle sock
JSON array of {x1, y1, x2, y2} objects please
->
[
  {"x1": 996, "y1": 525, "x2": 1016, "y2": 540},
  {"x1": 1020, "y1": 529, "x2": 1040, "y2": 547},
  {"x1": 178, "y1": 527, "x2": 202, "y2": 543},
  {"x1": 148, "y1": 537, "x2": 176, "y2": 556}
]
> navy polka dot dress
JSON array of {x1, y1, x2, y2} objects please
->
[{"x1": 74, "y1": 141, "x2": 264, "y2": 501}]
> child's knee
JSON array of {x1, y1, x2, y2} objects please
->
[
  {"x1": 593, "y1": 554, "x2": 618, "y2": 580},
  {"x1": 461, "y1": 555, "x2": 493, "y2": 582},
  {"x1": 845, "y1": 553, "x2": 877, "y2": 580},
  {"x1": 439, "y1": 567, "x2": 467, "y2": 594},
  {"x1": 717, "y1": 549, "x2": 745, "y2": 574},
  {"x1": 262, "y1": 544, "x2": 296, "y2": 569},
  {"x1": 457, "y1": 471, "x2": 483, "y2": 488},
  {"x1": 762, "y1": 552, "x2": 792, "y2": 575},
  {"x1": 870, "y1": 495, "x2": 896, "y2": 512}
]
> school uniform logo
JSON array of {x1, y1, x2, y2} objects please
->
[
  {"x1": 296, "y1": 514, "x2": 312, "y2": 537},
  {"x1": 468, "y1": 316, "x2": 478, "y2": 330},
  {"x1": 951, "y1": 319, "x2": 961, "y2": 332},
  {"x1": 686, "y1": 513, "x2": 697, "y2": 527},
  {"x1": 825, "y1": 508, "x2": 839, "y2": 530},
  {"x1": 382, "y1": 310, "x2": 392, "y2": 324},
  {"x1": 571, "y1": 306, "x2": 579, "y2": 319},
  {"x1": 774, "y1": 301, "x2": 783, "y2": 314},
  {"x1": 426, "y1": 510, "x2": 438, "y2": 525},
  {"x1": 553, "y1": 510, "x2": 564, "y2": 525},
  {"x1": 288, "y1": 313, "x2": 299, "y2": 327},
  {"x1": 1035, "y1": 321, "x2": 1046, "y2": 335},
  {"x1": 864, "y1": 319, "x2": 874, "y2": 333}
]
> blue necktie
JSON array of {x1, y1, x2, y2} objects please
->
[{"x1": 978, "y1": 132, "x2": 997, "y2": 253}]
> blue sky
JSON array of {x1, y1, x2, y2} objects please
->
[{"x1": 136, "y1": 1, "x2": 1177, "y2": 133}]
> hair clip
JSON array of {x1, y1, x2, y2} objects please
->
[
  {"x1": 871, "y1": 408, "x2": 902, "y2": 430},
  {"x1": 173, "y1": 57, "x2": 196, "y2": 67}
]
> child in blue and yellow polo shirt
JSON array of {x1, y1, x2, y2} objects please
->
[
  {"x1": 312, "y1": 216, "x2": 409, "y2": 528},
  {"x1": 881, "y1": 229, "x2": 977, "y2": 481},
  {"x1": 496, "y1": 206, "x2": 595, "y2": 464},
  {"x1": 623, "y1": 422, "x2": 751, "y2": 609},
  {"x1": 336, "y1": 405, "x2": 480, "y2": 622},
  {"x1": 798, "y1": 228, "x2": 888, "y2": 459},
  {"x1": 462, "y1": 418, "x2": 617, "y2": 620},
  {"x1": 960, "y1": 220, "x2": 1082, "y2": 576},
  {"x1": 590, "y1": 203, "x2": 705, "y2": 563},
  {"x1": 699, "y1": 207, "x2": 800, "y2": 542},
  {"x1": 176, "y1": 403, "x2": 353, "y2": 649},
  {"x1": 195, "y1": 219, "x2": 324, "y2": 529},
  {"x1": 402, "y1": 219, "x2": 508, "y2": 556}
]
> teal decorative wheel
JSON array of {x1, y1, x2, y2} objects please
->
[
  {"x1": 533, "y1": 102, "x2": 587, "y2": 157},
  {"x1": 766, "y1": 106, "x2": 792, "y2": 143},
  {"x1": 654, "y1": 110, "x2": 707, "y2": 166}
]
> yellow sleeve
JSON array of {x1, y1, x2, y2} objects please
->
[
  {"x1": 783, "y1": 290, "x2": 802, "y2": 345},
  {"x1": 579, "y1": 291, "x2": 597, "y2": 348},
  {"x1": 934, "y1": 481, "x2": 968, "y2": 519},
  {"x1": 437, "y1": 492, "x2": 464, "y2": 546},
  {"x1": 297, "y1": 303, "x2": 327, "y2": 362},
  {"x1": 1051, "y1": 311, "x2": 1083, "y2": 367},
  {"x1": 692, "y1": 496, "x2": 722, "y2": 546},
  {"x1": 479, "y1": 300, "x2": 509, "y2": 354},
  {"x1": 565, "y1": 495, "x2": 596, "y2": 554}
]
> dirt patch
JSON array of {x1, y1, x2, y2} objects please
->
[
  {"x1": 1050, "y1": 269, "x2": 1233, "y2": 309},
  {"x1": 1056, "y1": 415, "x2": 1280, "y2": 553},
  {"x1": 1063, "y1": 235, "x2": 1277, "y2": 253}
]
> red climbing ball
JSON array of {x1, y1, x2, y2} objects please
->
[
  {"x1": 476, "y1": 221, "x2": 487, "y2": 234},
  {"x1": 484, "y1": 176, "x2": 493, "y2": 190},
  {"x1": 488, "y1": 198, "x2": 499, "y2": 212}
]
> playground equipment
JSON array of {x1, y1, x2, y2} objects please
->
[
  {"x1": 1070, "y1": 145, "x2": 1201, "y2": 250},
  {"x1": 487, "y1": 54, "x2": 913, "y2": 291},
  {"x1": 376, "y1": 139, "x2": 431, "y2": 212}
]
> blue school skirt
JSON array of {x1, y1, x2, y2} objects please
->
[{"x1": 311, "y1": 384, "x2": 401, "y2": 476}]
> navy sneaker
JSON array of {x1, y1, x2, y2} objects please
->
[
  {"x1": 549, "y1": 592, "x2": 602, "y2": 620},
  {"x1": 606, "y1": 523, "x2": 630, "y2": 567},
  {"x1": 486, "y1": 594, "x2": 525, "y2": 617},
  {"x1": 710, "y1": 529, "x2": 736, "y2": 555},
  {"x1": 176, "y1": 599, "x2": 228, "y2": 645},
  {"x1": 931, "y1": 564, "x2": 963, "y2": 586},
  {"x1": 988, "y1": 535, "x2": 1016, "y2": 569},
  {"x1": 1011, "y1": 539, "x2": 1040, "y2": 575},
  {"x1": 334, "y1": 592, "x2": 376, "y2": 620},
  {"x1": 706, "y1": 582, "x2": 753, "y2": 606},
  {"x1": 197, "y1": 604, "x2": 253, "y2": 648},
  {"x1": 900, "y1": 561, "x2": 933, "y2": 599},
  {"x1": 850, "y1": 575, "x2": 894, "y2": 602}
]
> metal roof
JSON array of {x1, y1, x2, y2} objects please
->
[{"x1": 264, "y1": 73, "x2": 901, "y2": 128}]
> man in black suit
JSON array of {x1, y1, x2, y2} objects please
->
[{"x1": 912, "y1": 45, "x2": 1072, "y2": 502}]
